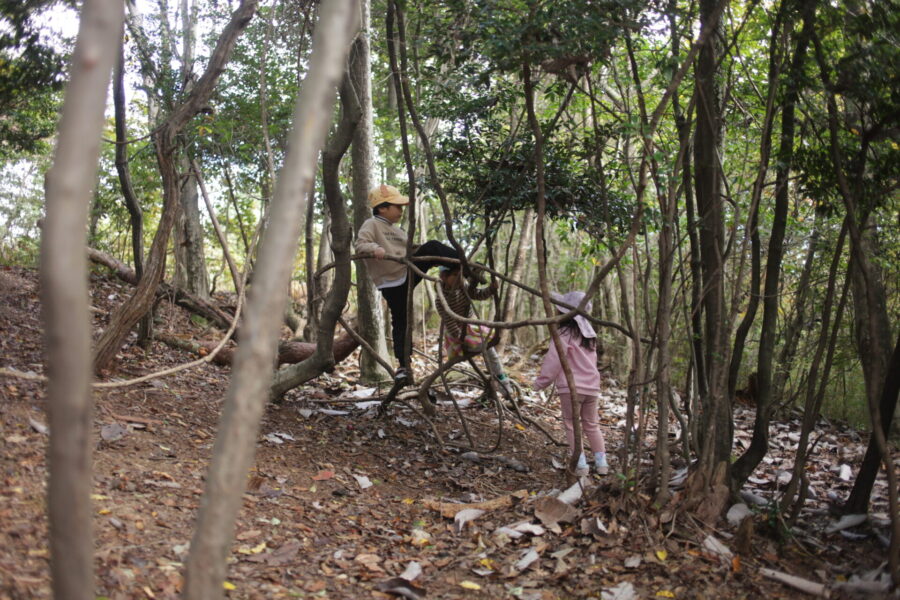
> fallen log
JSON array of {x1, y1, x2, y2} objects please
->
[
  {"x1": 155, "y1": 332, "x2": 358, "y2": 368},
  {"x1": 87, "y1": 247, "x2": 235, "y2": 330},
  {"x1": 89, "y1": 246, "x2": 360, "y2": 370}
]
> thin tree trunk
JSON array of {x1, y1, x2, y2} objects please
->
[
  {"x1": 113, "y1": 23, "x2": 150, "y2": 344},
  {"x1": 41, "y1": 1, "x2": 123, "y2": 597},
  {"x1": 781, "y1": 222, "x2": 848, "y2": 513},
  {"x1": 350, "y1": 0, "x2": 390, "y2": 382},
  {"x1": 386, "y1": 0, "x2": 419, "y2": 372},
  {"x1": 732, "y1": 0, "x2": 815, "y2": 489},
  {"x1": 726, "y1": 3, "x2": 784, "y2": 404},
  {"x1": 771, "y1": 216, "x2": 821, "y2": 404},
  {"x1": 652, "y1": 171, "x2": 677, "y2": 506},
  {"x1": 172, "y1": 0, "x2": 209, "y2": 299},
  {"x1": 224, "y1": 165, "x2": 250, "y2": 257},
  {"x1": 497, "y1": 208, "x2": 534, "y2": 351},
  {"x1": 182, "y1": 2, "x2": 357, "y2": 596},
  {"x1": 692, "y1": 0, "x2": 731, "y2": 482},
  {"x1": 303, "y1": 187, "x2": 320, "y2": 341},
  {"x1": 173, "y1": 160, "x2": 210, "y2": 299},
  {"x1": 192, "y1": 159, "x2": 242, "y2": 295},
  {"x1": 844, "y1": 332, "x2": 900, "y2": 509},
  {"x1": 813, "y1": 33, "x2": 899, "y2": 581},
  {"x1": 523, "y1": 60, "x2": 584, "y2": 480},
  {"x1": 269, "y1": 32, "x2": 361, "y2": 400}
]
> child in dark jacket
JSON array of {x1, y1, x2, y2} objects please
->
[
  {"x1": 533, "y1": 291, "x2": 608, "y2": 476},
  {"x1": 434, "y1": 265, "x2": 512, "y2": 396}
]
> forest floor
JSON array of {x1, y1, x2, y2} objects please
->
[{"x1": 0, "y1": 265, "x2": 895, "y2": 599}]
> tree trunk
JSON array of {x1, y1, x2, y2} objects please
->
[
  {"x1": 845, "y1": 331, "x2": 900, "y2": 512},
  {"x1": 113, "y1": 24, "x2": 150, "y2": 345},
  {"x1": 692, "y1": 0, "x2": 732, "y2": 493},
  {"x1": 732, "y1": 0, "x2": 815, "y2": 489},
  {"x1": 813, "y1": 34, "x2": 899, "y2": 579},
  {"x1": 270, "y1": 35, "x2": 361, "y2": 400},
  {"x1": 41, "y1": 2, "x2": 123, "y2": 597},
  {"x1": 726, "y1": 2, "x2": 784, "y2": 405},
  {"x1": 192, "y1": 159, "x2": 242, "y2": 295},
  {"x1": 350, "y1": 0, "x2": 390, "y2": 383},
  {"x1": 172, "y1": 0, "x2": 209, "y2": 299},
  {"x1": 182, "y1": 2, "x2": 357, "y2": 596},
  {"x1": 303, "y1": 187, "x2": 320, "y2": 341},
  {"x1": 843, "y1": 218, "x2": 896, "y2": 514},
  {"x1": 87, "y1": 247, "x2": 234, "y2": 331},
  {"x1": 780, "y1": 222, "x2": 848, "y2": 514},
  {"x1": 497, "y1": 208, "x2": 535, "y2": 351},
  {"x1": 524, "y1": 60, "x2": 584, "y2": 480},
  {"x1": 173, "y1": 160, "x2": 210, "y2": 299},
  {"x1": 93, "y1": 1, "x2": 257, "y2": 375},
  {"x1": 770, "y1": 217, "x2": 819, "y2": 404},
  {"x1": 652, "y1": 158, "x2": 677, "y2": 508},
  {"x1": 156, "y1": 330, "x2": 359, "y2": 368}
]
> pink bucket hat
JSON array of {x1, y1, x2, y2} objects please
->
[{"x1": 551, "y1": 291, "x2": 597, "y2": 339}]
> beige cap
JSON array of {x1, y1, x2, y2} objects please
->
[{"x1": 368, "y1": 184, "x2": 409, "y2": 208}]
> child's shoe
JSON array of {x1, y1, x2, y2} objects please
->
[
  {"x1": 594, "y1": 452, "x2": 609, "y2": 476},
  {"x1": 575, "y1": 453, "x2": 589, "y2": 477},
  {"x1": 394, "y1": 367, "x2": 411, "y2": 385},
  {"x1": 496, "y1": 373, "x2": 514, "y2": 397}
]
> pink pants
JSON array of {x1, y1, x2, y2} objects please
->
[{"x1": 559, "y1": 393, "x2": 606, "y2": 454}]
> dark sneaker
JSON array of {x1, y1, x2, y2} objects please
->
[{"x1": 394, "y1": 367, "x2": 410, "y2": 385}]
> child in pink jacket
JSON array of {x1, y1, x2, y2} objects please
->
[{"x1": 534, "y1": 291, "x2": 609, "y2": 476}]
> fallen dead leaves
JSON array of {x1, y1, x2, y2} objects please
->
[{"x1": 0, "y1": 266, "x2": 892, "y2": 599}]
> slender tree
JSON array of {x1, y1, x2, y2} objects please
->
[
  {"x1": 183, "y1": 1, "x2": 358, "y2": 596},
  {"x1": 41, "y1": 1, "x2": 124, "y2": 597},
  {"x1": 350, "y1": 0, "x2": 391, "y2": 382},
  {"x1": 93, "y1": 0, "x2": 257, "y2": 374}
]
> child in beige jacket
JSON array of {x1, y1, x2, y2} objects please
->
[{"x1": 356, "y1": 184, "x2": 459, "y2": 384}]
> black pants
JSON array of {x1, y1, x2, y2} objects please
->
[{"x1": 380, "y1": 240, "x2": 458, "y2": 367}]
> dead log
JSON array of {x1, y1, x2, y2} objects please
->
[
  {"x1": 155, "y1": 331, "x2": 358, "y2": 368},
  {"x1": 88, "y1": 247, "x2": 234, "y2": 330}
]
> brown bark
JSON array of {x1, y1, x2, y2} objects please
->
[
  {"x1": 524, "y1": 59, "x2": 585, "y2": 481},
  {"x1": 349, "y1": 3, "x2": 390, "y2": 382},
  {"x1": 41, "y1": 1, "x2": 124, "y2": 597},
  {"x1": 693, "y1": 0, "x2": 732, "y2": 481},
  {"x1": 813, "y1": 33, "x2": 899, "y2": 582},
  {"x1": 780, "y1": 223, "x2": 849, "y2": 515},
  {"x1": 726, "y1": 4, "x2": 783, "y2": 403},
  {"x1": 182, "y1": 0, "x2": 358, "y2": 596},
  {"x1": 270, "y1": 44, "x2": 359, "y2": 399},
  {"x1": 113, "y1": 24, "x2": 150, "y2": 345},
  {"x1": 87, "y1": 247, "x2": 234, "y2": 331},
  {"x1": 93, "y1": 0, "x2": 257, "y2": 375},
  {"x1": 192, "y1": 159, "x2": 242, "y2": 295},
  {"x1": 732, "y1": 0, "x2": 816, "y2": 489},
  {"x1": 497, "y1": 209, "x2": 535, "y2": 351},
  {"x1": 156, "y1": 331, "x2": 358, "y2": 368}
]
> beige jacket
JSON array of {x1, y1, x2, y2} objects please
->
[{"x1": 356, "y1": 216, "x2": 409, "y2": 288}]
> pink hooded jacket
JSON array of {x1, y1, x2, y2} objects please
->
[{"x1": 533, "y1": 329, "x2": 601, "y2": 396}]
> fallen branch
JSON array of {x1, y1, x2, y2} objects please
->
[
  {"x1": 155, "y1": 331, "x2": 358, "y2": 367},
  {"x1": 423, "y1": 490, "x2": 529, "y2": 519},
  {"x1": 88, "y1": 247, "x2": 234, "y2": 330},
  {"x1": 759, "y1": 568, "x2": 829, "y2": 598}
]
